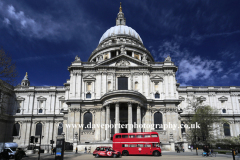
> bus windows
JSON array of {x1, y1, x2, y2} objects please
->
[
  {"x1": 129, "y1": 135, "x2": 135, "y2": 138},
  {"x1": 115, "y1": 135, "x2": 121, "y2": 138},
  {"x1": 136, "y1": 135, "x2": 143, "y2": 138},
  {"x1": 151, "y1": 134, "x2": 158, "y2": 137},
  {"x1": 144, "y1": 144, "x2": 151, "y2": 147},
  {"x1": 153, "y1": 143, "x2": 160, "y2": 147},
  {"x1": 130, "y1": 144, "x2": 136, "y2": 147},
  {"x1": 144, "y1": 134, "x2": 150, "y2": 137},
  {"x1": 122, "y1": 135, "x2": 128, "y2": 138},
  {"x1": 96, "y1": 147, "x2": 100, "y2": 151},
  {"x1": 100, "y1": 147, "x2": 105, "y2": 151},
  {"x1": 122, "y1": 144, "x2": 128, "y2": 147},
  {"x1": 137, "y1": 144, "x2": 143, "y2": 147}
]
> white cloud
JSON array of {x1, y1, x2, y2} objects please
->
[
  {"x1": 7, "y1": 5, "x2": 35, "y2": 28},
  {"x1": 3, "y1": 17, "x2": 10, "y2": 25},
  {"x1": 151, "y1": 41, "x2": 224, "y2": 84},
  {"x1": 0, "y1": 1, "x2": 98, "y2": 42}
]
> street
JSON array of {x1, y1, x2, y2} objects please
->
[{"x1": 22, "y1": 151, "x2": 235, "y2": 160}]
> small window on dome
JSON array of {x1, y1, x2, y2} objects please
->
[
  {"x1": 127, "y1": 51, "x2": 131, "y2": 57},
  {"x1": 111, "y1": 51, "x2": 116, "y2": 58}
]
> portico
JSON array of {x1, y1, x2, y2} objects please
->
[{"x1": 101, "y1": 101, "x2": 144, "y2": 141}]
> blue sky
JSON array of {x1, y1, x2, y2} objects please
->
[{"x1": 0, "y1": 0, "x2": 240, "y2": 86}]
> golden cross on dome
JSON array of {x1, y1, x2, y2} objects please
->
[
  {"x1": 26, "y1": 72, "x2": 28, "y2": 76},
  {"x1": 119, "y1": 2, "x2": 122, "y2": 12}
]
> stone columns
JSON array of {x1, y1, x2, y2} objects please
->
[
  {"x1": 101, "y1": 108, "x2": 106, "y2": 141},
  {"x1": 128, "y1": 103, "x2": 133, "y2": 133},
  {"x1": 115, "y1": 103, "x2": 120, "y2": 133},
  {"x1": 106, "y1": 105, "x2": 110, "y2": 141},
  {"x1": 137, "y1": 104, "x2": 141, "y2": 132}
]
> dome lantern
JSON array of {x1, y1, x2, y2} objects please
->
[{"x1": 116, "y1": 2, "x2": 126, "y2": 26}]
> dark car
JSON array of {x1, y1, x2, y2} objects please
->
[{"x1": 93, "y1": 146, "x2": 121, "y2": 158}]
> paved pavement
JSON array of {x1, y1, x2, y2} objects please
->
[{"x1": 22, "y1": 151, "x2": 237, "y2": 160}]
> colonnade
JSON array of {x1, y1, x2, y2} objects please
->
[{"x1": 102, "y1": 102, "x2": 142, "y2": 141}]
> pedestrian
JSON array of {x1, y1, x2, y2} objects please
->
[
  {"x1": 85, "y1": 147, "x2": 87, "y2": 153},
  {"x1": 232, "y1": 148, "x2": 235, "y2": 160},
  {"x1": 53, "y1": 148, "x2": 56, "y2": 155},
  {"x1": 75, "y1": 147, "x2": 78, "y2": 154},
  {"x1": 182, "y1": 146, "x2": 184, "y2": 152},
  {"x1": 176, "y1": 146, "x2": 180, "y2": 153},
  {"x1": 206, "y1": 146, "x2": 210, "y2": 156},
  {"x1": 191, "y1": 145, "x2": 193, "y2": 152},
  {"x1": 203, "y1": 145, "x2": 206, "y2": 152}
]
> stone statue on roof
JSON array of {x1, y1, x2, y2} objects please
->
[
  {"x1": 75, "y1": 55, "x2": 81, "y2": 61},
  {"x1": 165, "y1": 55, "x2": 171, "y2": 62}
]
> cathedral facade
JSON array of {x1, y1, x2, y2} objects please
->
[{"x1": 3, "y1": 6, "x2": 240, "y2": 152}]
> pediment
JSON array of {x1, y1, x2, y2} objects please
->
[
  {"x1": 59, "y1": 96, "x2": 65, "y2": 100},
  {"x1": 150, "y1": 75, "x2": 163, "y2": 81},
  {"x1": 16, "y1": 96, "x2": 25, "y2": 101},
  {"x1": 197, "y1": 96, "x2": 206, "y2": 102},
  {"x1": 83, "y1": 75, "x2": 96, "y2": 80},
  {"x1": 218, "y1": 96, "x2": 228, "y2": 102},
  {"x1": 179, "y1": 96, "x2": 185, "y2": 101},
  {"x1": 95, "y1": 54, "x2": 149, "y2": 67},
  {"x1": 37, "y1": 96, "x2": 47, "y2": 101}
]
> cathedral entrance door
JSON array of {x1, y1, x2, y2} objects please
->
[
  {"x1": 120, "y1": 122, "x2": 128, "y2": 133},
  {"x1": 119, "y1": 103, "x2": 128, "y2": 133}
]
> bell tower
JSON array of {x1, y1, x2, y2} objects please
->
[{"x1": 21, "y1": 72, "x2": 30, "y2": 86}]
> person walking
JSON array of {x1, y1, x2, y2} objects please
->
[
  {"x1": 232, "y1": 148, "x2": 235, "y2": 160},
  {"x1": 176, "y1": 146, "x2": 180, "y2": 153},
  {"x1": 206, "y1": 146, "x2": 210, "y2": 156},
  {"x1": 75, "y1": 147, "x2": 78, "y2": 154},
  {"x1": 85, "y1": 147, "x2": 87, "y2": 153},
  {"x1": 182, "y1": 146, "x2": 184, "y2": 152}
]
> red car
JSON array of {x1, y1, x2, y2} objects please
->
[{"x1": 93, "y1": 146, "x2": 121, "y2": 158}]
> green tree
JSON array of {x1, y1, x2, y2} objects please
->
[
  {"x1": 0, "y1": 48, "x2": 17, "y2": 116},
  {"x1": 0, "y1": 48, "x2": 18, "y2": 85},
  {"x1": 185, "y1": 95, "x2": 224, "y2": 151}
]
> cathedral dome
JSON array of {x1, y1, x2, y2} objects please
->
[{"x1": 99, "y1": 25, "x2": 143, "y2": 44}]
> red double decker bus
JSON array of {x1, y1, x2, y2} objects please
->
[{"x1": 112, "y1": 132, "x2": 161, "y2": 156}]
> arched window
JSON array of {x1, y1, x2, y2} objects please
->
[
  {"x1": 135, "y1": 82, "x2": 138, "y2": 90},
  {"x1": 39, "y1": 109, "x2": 43, "y2": 113},
  {"x1": 86, "y1": 93, "x2": 91, "y2": 99},
  {"x1": 16, "y1": 109, "x2": 21, "y2": 113},
  {"x1": 155, "y1": 93, "x2": 160, "y2": 98},
  {"x1": 222, "y1": 109, "x2": 226, "y2": 113},
  {"x1": 154, "y1": 112, "x2": 163, "y2": 130},
  {"x1": 12, "y1": 123, "x2": 20, "y2": 136},
  {"x1": 223, "y1": 123, "x2": 230, "y2": 136},
  {"x1": 83, "y1": 112, "x2": 92, "y2": 130},
  {"x1": 181, "y1": 122, "x2": 185, "y2": 133},
  {"x1": 58, "y1": 123, "x2": 63, "y2": 135},
  {"x1": 108, "y1": 81, "x2": 111, "y2": 91},
  {"x1": 35, "y1": 122, "x2": 42, "y2": 136}
]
